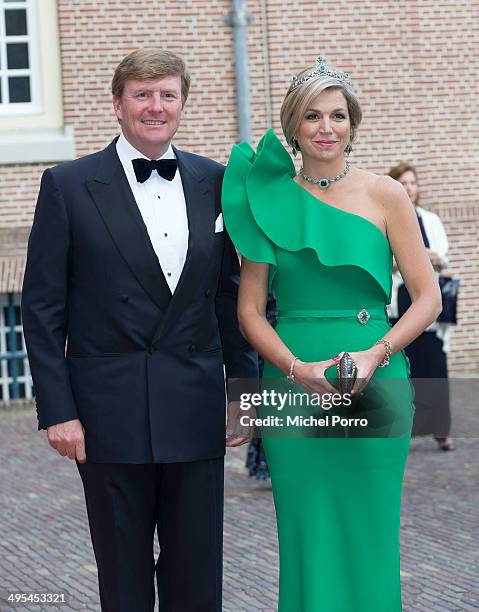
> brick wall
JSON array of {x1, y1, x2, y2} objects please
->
[{"x1": 0, "y1": 0, "x2": 477, "y2": 373}]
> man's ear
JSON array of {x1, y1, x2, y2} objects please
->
[{"x1": 112, "y1": 96, "x2": 122, "y2": 121}]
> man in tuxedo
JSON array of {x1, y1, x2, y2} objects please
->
[{"x1": 21, "y1": 48, "x2": 257, "y2": 612}]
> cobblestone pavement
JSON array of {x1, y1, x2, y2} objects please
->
[{"x1": 0, "y1": 406, "x2": 477, "y2": 612}]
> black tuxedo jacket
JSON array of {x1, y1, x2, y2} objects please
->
[{"x1": 21, "y1": 139, "x2": 257, "y2": 463}]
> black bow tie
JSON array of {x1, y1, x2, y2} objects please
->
[{"x1": 132, "y1": 158, "x2": 178, "y2": 183}]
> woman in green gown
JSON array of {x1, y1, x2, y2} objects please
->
[{"x1": 222, "y1": 57, "x2": 442, "y2": 611}]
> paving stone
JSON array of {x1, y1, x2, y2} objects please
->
[{"x1": 0, "y1": 406, "x2": 477, "y2": 611}]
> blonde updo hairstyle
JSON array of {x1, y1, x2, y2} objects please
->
[{"x1": 280, "y1": 68, "x2": 362, "y2": 153}]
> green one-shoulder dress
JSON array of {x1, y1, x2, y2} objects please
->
[{"x1": 222, "y1": 130, "x2": 415, "y2": 612}]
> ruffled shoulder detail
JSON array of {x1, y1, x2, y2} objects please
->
[
  {"x1": 222, "y1": 129, "x2": 392, "y2": 300},
  {"x1": 222, "y1": 135, "x2": 278, "y2": 287}
]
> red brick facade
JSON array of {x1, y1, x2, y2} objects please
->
[{"x1": 0, "y1": 0, "x2": 477, "y2": 373}]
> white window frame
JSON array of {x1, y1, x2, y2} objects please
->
[
  {"x1": 0, "y1": 293, "x2": 33, "y2": 402},
  {"x1": 0, "y1": 0, "x2": 42, "y2": 115},
  {"x1": 0, "y1": 0, "x2": 75, "y2": 163}
]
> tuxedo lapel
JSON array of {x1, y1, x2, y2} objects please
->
[
  {"x1": 86, "y1": 140, "x2": 172, "y2": 312},
  {"x1": 152, "y1": 147, "x2": 215, "y2": 343}
]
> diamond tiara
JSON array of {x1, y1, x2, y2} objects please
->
[{"x1": 290, "y1": 55, "x2": 351, "y2": 91}]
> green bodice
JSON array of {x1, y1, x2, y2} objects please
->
[{"x1": 222, "y1": 128, "x2": 392, "y2": 313}]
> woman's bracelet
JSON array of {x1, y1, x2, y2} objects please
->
[
  {"x1": 374, "y1": 338, "x2": 392, "y2": 367},
  {"x1": 287, "y1": 356, "x2": 298, "y2": 382}
]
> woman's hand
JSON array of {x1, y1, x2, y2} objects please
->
[
  {"x1": 293, "y1": 358, "x2": 340, "y2": 395},
  {"x1": 425, "y1": 248, "x2": 446, "y2": 272},
  {"x1": 338, "y1": 344, "x2": 387, "y2": 395}
]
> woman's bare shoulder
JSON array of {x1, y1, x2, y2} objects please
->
[
  {"x1": 375, "y1": 174, "x2": 410, "y2": 206},
  {"x1": 350, "y1": 169, "x2": 405, "y2": 205},
  {"x1": 354, "y1": 171, "x2": 412, "y2": 214}
]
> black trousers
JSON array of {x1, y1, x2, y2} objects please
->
[
  {"x1": 77, "y1": 458, "x2": 224, "y2": 612},
  {"x1": 390, "y1": 322, "x2": 451, "y2": 436}
]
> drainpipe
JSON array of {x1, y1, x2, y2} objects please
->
[{"x1": 224, "y1": 0, "x2": 252, "y2": 143}]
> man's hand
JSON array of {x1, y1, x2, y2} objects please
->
[
  {"x1": 47, "y1": 418, "x2": 86, "y2": 463},
  {"x1": 226, "y1": 401, "x2": 254, "y2": 447}
]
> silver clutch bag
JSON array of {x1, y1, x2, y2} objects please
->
[{"x1": 336, "y1": 352, "x2": 357, "y2": 395}]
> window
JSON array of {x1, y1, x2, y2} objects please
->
[
  {"x1": 0, "y1": 0, "x2": 41, "y2": 114},
  {"x1": 0, "y1": 293, "x2": 32, "y2": 401},
  {"x1": 0, "y1": 0, "x2": 75, "y2": 163}
]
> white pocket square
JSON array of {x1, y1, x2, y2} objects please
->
[{"x1": 214, "y1": 213, "x2": 224, "y2": 233}]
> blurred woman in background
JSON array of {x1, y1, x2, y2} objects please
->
[{"x1": 388, "y1": 162, "x2": 455, "y2": 451}]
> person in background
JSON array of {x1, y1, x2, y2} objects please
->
[{"x1": 388, "y1": 162, "x2": 455, "y2": 451}]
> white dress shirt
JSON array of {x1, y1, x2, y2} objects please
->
[
  {"x1": 387, "y1": 206, "x2": 452, "y2": 351},
  {"x1": 116, "y1": 132, "x2": 189, "y2": 293}
]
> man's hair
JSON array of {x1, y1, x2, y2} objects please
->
[{"x1": 112, "y1": 48, "x2": 191, "y2": 102}]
